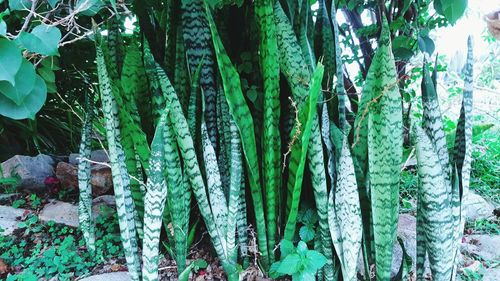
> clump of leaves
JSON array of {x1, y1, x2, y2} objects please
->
[{"x1": 270, "y1": 240, "x2": 327, "y2": 281}]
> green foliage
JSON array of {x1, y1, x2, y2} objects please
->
[
  {"x1": 17, "y1": 24, "x2": 61, "y2": 56},
  {"x1": 0, "y1": 213, "x2": 123, "y2": 280},
  {"x1": 270, "y1": 240, "x2": 327, "y2": 281},
  {"x1": 434, "y1": 0, "x2": 468, "y2": 24}
]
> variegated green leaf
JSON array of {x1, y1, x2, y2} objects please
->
[
  {"x1": 204, "y1": 3, "x2": 269, "y2": 269},
  {"x1": 413, "y1": 125, "x2": 454, "y2": 281},
  {"x1": 142, "y1": 112, "x2": 169, "y2": 281},
  {"x1": 365, "y1": 15, "x2": 402, "y2": 280},
  {"x1": 255, "y1": 0, "x2": 281, "y2": 261},
  {"x1": 181, "y1": 0, "x2": 219, "y2": 149},
  {"x1": 328, "y1": 137, "x2": 362, "y2": 281},
  {"x1": 96, "y1": 43, "x2": 141, "y2": 281},
  {"x1": 78, "y1": 93, "x2": 95, "y2": 253}
]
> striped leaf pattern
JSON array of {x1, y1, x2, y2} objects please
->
[
  {"x1": 328, "y1": 137, "x2": 363, "y2": 281},
  {"x1": 181, "y1": 0, "x2": 218, "y2": 149},
  {"x1": 364, "y1": 16, "x2": 402, "y2": 280},
  {"x1": 78, "y1": 93, "x2": 95, "y2": 253},
  {"x1": 255, "y1": 0, "x2": 281, "y2": 261},
  {"x1": 201, "y1": 120, "x2": 229, "y2": 243},
  {"x1": 413, "y1": 125, "x2": 454, "y2": 281},
  {"x1": 274, "y1": 3, "x2": 334, "y2": 279},
  {"x1": 142, "y1": 112, "x2": 169, "y2": 281},
  {"x1": 96, "y1": 43, "x2": 141, "y2": 281},
  {"x1": 153, "y1": 59, "x2": 240, "y2": 279},
  {"x1": 421, "y1": 59, "x2": 450, "y2": 184},
  {"x1": 205, "y1": 3, "x2": 270, "y2": 270},
  {"x1": 330, "y1": 1, "x2": 347, "y2": 128},
  {"x1": 453, "y1": 36, "x2": 474, "y2": 200},
  {"x1": 283, "y1": 63, "x2": 324, "y2": 240}
]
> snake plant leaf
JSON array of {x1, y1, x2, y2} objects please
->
[
  {"x1": 421, "y1": 59, "x2": 450, "y2": 185},
  {"x1": 173, "y1": 24, "x2": 191, "y2": 114},
  {"x1": 163, "y1": 116, "x2": 191, "y2": 273},
  {"x1": 413, "y1": 124, "x2": 454, "y2": 281},
  {"x1": 121, "y1": 40, "x2": 149, "y2": 127},
  {"x1": 451, "y1": 37, "x2": 474, "y2": 280},
  {"x1": 330, "y1": 0, "x2": 347, "y2": 129},
  {"x1": 181, "y1": 0, "x2": 219, "y2": 149},
  {"x1": 255, "y1": 0, "x2": 281, "y2": 261},
  {"x1": 201, "y1": 120, "x2": 229, "y2": 243},
  {"x1": 314, "y1": 0, "x2": 335, "y2": 90},
  {"x1": 205, "y1": 3, "x2": 270, "y2": 269},
  {"x1": 152, "y1": 59, "x2": 240, "y2": 279},
  {"x1": 296, "y1": 0, "x2": 315, "y2": 72},
  {"x1": 142, "y1": 112, "x2": 169, "y2": 281},
  {"x1": 365, "y1": 15, "x2": 403, "y2": 280},
  {"x1": 453, "y1": 36, "x2": 473, "y2": 198},
  {"x1": 274, "y1": 4, "x2": 334, "y2": 279},
  {"x1": 283, "y1": 62, "x2": 324, "y2": 240},
  {"x1": 225, "y1": 119, "x2": 243, "y2": 262},
  {"x1": 328, "y1": 136, "x2": 362, "y2": 281},
  {"x1": 96, "y1": 43, "x2": 141, "y2": 281},
  {"x1": 77, "y1": 93, "x2": 95, "y2": 253},
  {"x1": 236, "y1": 165, "x2": 249, "y2": 268}
]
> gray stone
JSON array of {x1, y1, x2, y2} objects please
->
[
  {"x1": 462, "y1": 191, "x2": 495, "y2": 221},
  {"x1": 79, "y1": 272, "x2": 131, "y2": 281},
  {"x1": 1, "y1": 154, "x2": 55, "y2": 191},
  {"x1": 462, "y1": 235, "x2": 500, "y2": 261},
  {"x1": 0, "y1": 205, "x2": 30, "y2": 235},
  {"x1": 0, "y1": 193, "x2": 19, "y2": 203},
  {"x1": 69, "y1": 150, "x2": 109, "y2": 165},
  {"x1": 39, "y1": 200, "x2": 79, "y2": 227},
  {"x1": 483, "y1": 268, "x2": 500, "y2": 281},
  {"x1": 92, "y1": 195, "x2": 116, "y2": 217},
  {"x1": 358, "y1": 214, "x2": 430, "y2": 278}
]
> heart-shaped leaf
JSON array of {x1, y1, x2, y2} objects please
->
[
  {"x1": 75, "y1": 0, "x2": 104, "y2": 16},
  {"x1": 0, "y1": 75, "x2": 47, "y2": 120},
  {"x1": 0, "y1": 58, "x2": 36, "y2": 104},
  {"x1": 0, "y1": 38, "x2": 22, "y2": 85},
  {"x1": 17, "y1": 24, "x2": 61, "y2": 56},
  {"x1": 434, "y1": 0, "x2": 468, "y2": 25},
  {"x1": 9, "y1": 0, "x2": 32, "y2": 11}
]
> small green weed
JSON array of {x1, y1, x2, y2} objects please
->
[
  {"x1": 270, "y1": 240, "x2": 327, "y2": 280},
  {"x1": 0, "y1": 212, "x2": 124, "y2": 280}
]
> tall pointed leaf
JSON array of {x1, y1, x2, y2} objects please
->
[{"x1": 205, "y1": 3, "x2": 270, "y2": 269}]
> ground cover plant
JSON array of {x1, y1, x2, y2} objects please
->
[{"x1": 0, "y1": 0, "x2": 498, "y2": 281}]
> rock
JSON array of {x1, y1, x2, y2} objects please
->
[
  {"x1": 483, "y1": 268, "x2": 500, "y2": 281},
  {"x1": 0, "y1": 193, "x2": 19, "y2": 203},
  {"x1": 358, "y1": 214, "x2": 430, "y2": 278},
  {"x1": 0, "y1": 205, "x2": 30, "y2": 235},
  {"x1": 55, "y1": 162, "x2": 112, "y2": 196},
  {"x1": 462, "y1": 260, "x2": 483, "y2": 277},
  {"x1": 56, "y1": 162, "x2": 78, "y2": 189},
  {"x1": 69, "y1": 150, "x2": 109, "y2": 166},
  {"x1": 92, "y1": 195, "x2": 116, "y2": 217},
  {"x1": 462, "y1": 191, "x2": 495, "y2": 221},
  {"x1": 391, "y1": 214, "x2": 431, "y2": 278},
  {"x1": 89, "y1": 164, "x2": 113, "y2": 195},
  {"x1": 79, "y1": 272, "x2": 131, "y2": 281},
  {"x1": 39, "y1": 200, "x2": 79, "y2": 227},
  {"x1": 1, "y1": 154, "x2": 55, "y2": 191},
  {"x1": 462, "y1": 235, "x2": 500, "y2": 261}
]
